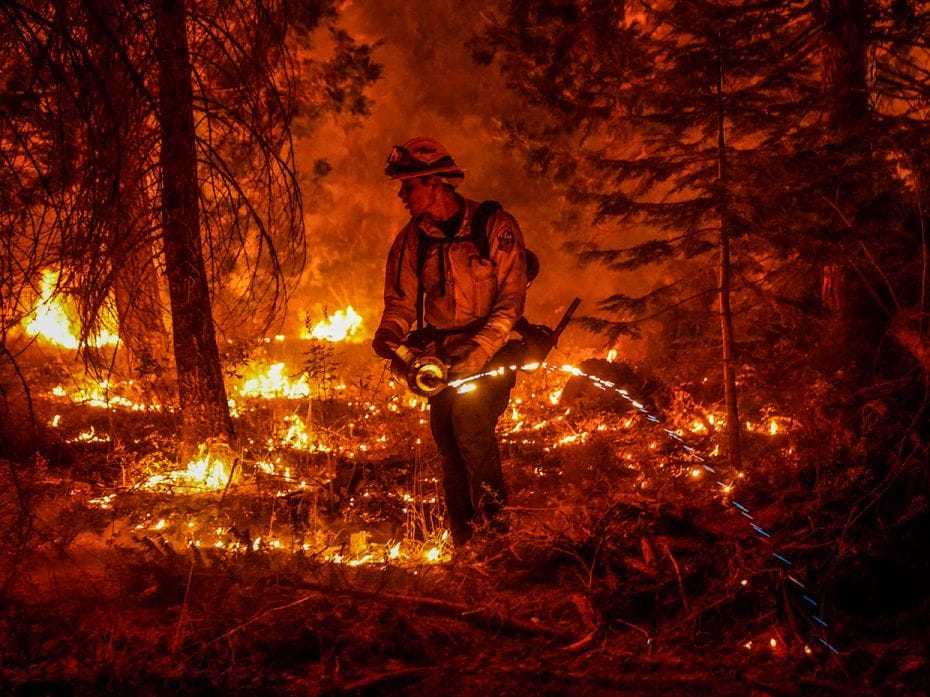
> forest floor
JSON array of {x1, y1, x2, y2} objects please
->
[{"x1": 1, "y1": 342, "x2": 928, "y2": 695}]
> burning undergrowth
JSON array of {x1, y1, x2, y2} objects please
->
[{"x1": 1, "y1": 327, "x2": 928, "y2": 694}]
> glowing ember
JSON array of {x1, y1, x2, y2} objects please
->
[
  {"x1": 48, "y1": 379, "x2": 161, "y2": 412},
  {"x1": 282, "y1": 414, "x2": 311, "y2": 449},
  {"x1": 22, "y1": 269, "x2": 119, "y2": 348},
  {"x1": 69, "y1": 427, "x2": 110, "y2": 444},
  {"x1": 304, "y1": 305, "x2": 364, "y2": 342},
  {"x1": 88, "y1": 493, "x2": 116, "y2": 509}
]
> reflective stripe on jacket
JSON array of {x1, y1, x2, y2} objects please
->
[{"x1": 378, "y1": 198, "x2": 527, "y2": 361}]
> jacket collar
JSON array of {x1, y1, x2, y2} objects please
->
[{"x1": 415, "y1": 196, "x2": 477, "y2": 240}]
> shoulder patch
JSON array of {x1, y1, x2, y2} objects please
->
[{"x1": 497, "y1": 227, "x2": 515, "y2": 253}]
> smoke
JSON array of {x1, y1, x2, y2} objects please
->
[{"x1": 294, "y1": 0, "x2": 618, "y2": 351}]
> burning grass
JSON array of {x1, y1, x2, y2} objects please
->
[{"x1": 1, "y1": 336, "x2": 928, "y2": 694}]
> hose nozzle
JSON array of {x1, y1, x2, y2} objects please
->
[{"x1": 391, "y1": 344, "x2": 448, "y2": 397}]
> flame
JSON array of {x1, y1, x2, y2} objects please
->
[
  {"x1": 304, "y1": 305, "x2": 364, "y2": 342},
  {"x1": 23, "y1": 269, "x2": 119, "y2": 348},
  {"x1": 23, "y1": 270, "x2": 80, "y2": 348},
  {"x1": 142, "y1": 442, "x2": 235, "y2": 491},
  {"x1": 279, "y1": 414, "x2": 334, "y2": 453},
  {"x1": 48, "y1": 378, "x2": 161, "y2": 411},
  {"x1": 88, "y1": 352, "x2": 751, "y2": 565},
  {"x1": 282, "y1": 414, "x2": 311, "y2": 449},
  {"x1": 238, "y1": 362, "x2": 311, "y2": 399},
  {"x1": 184, "y1": 452, "x2": 231, "y2": 489}
]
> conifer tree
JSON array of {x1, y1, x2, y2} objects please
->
[
  {"x1": 477, "y1": 0, "x2": 825, "y2": 469},
  {"x1": 479, "y1": 0, "x2": 930, "y2": 467},
  {"x1": 815, "y1": 0, "x2": 930, "y2": 375},
  {"x1": 0, "y1": 0, "x2": 380, "y2": 458}
]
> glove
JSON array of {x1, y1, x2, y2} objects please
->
[
  {"x1": 448, "y1": 341, "x2": 489, "y2": 380},
  {"x1": 372, "y1": 328, "x2": 400, "y2": 359}
]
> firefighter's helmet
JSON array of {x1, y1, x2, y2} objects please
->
[{"x1": 385, "y1": 137, "x2": 465, "y2": 180}]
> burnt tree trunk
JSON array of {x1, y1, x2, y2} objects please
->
[
  {"x1": 715, "y1": 35, "x2": 742, "y2": 471},
  {"x1": 153, "y1": 0, "x2": 234, "y2": 459}
]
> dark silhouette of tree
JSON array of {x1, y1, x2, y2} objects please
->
[{"x1": 813, "y1": 0, "x2": 930, "y2": 377}]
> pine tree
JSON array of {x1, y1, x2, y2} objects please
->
[
  {"x1": 0, "y1": 0, "x2": 380, "y2": 458},
  {"x1": 477, "y1": 0, "x2": 827, "y2": 469}
]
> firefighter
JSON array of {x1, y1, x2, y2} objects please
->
[{"x1": 372, "y1": 136, "x2": 528, "y2": 548}]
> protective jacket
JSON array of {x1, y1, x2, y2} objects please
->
[{"x1": 378, "y1": 197, "x2": 527, "y2": 364}]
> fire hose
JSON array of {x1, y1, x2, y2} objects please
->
[{"x1": 389, "y1": 297, "x2": 582, "y2": 397}]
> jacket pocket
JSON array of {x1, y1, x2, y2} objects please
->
[{"x1": 466, "y1": 257, "x2": 497, "y2": 320}]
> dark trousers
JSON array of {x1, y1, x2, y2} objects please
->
[{"x1": 429, "y1": 370, "x2": 515, "y2": 546}]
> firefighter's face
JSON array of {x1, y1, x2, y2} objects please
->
[{"x1": 397, "y1": 176, "x2": 439, "y2": 216}]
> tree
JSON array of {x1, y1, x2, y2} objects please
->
[
  {"x1": 0, "y1": 0, "x2": 380, "y2": 459},
  {"x1": 154, "y1": 0, "x2": 235, "y2": 453},
  {"x1": 815, "y1": 0, "x2": 930, "y2": 375},
  {"x1": 479, "y1": 0, "x2": 930, "y2": 470},
  {"x1": 476, "y1": 0, "x2": 827, "y2": 469}
]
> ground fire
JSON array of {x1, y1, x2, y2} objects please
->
[
  {"x1": 5, "y1": 286, "x2": 823, "y2": 621},
  {"x1": 24, "y1": 288, "x2": 752, "y2": 564}
]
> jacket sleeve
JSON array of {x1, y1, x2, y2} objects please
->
[
  {"x1": 378, "y1": 224, "x2": 418, "y2": 339},
  {"x1": 470, "y1": 210, "x2": 527, "y2": 358}
]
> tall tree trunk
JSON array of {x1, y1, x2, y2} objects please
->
[
  {"x1": 718, "y1": 212, "x2": 742, "y2": 471},
  {"x1": 715, "y1": 35, "x2": 742, "y2": 472},
  {"x1": 819, "y1": 0, "x2": 871, "y2": 361},
  {"x1": 153, "y1": 0, "x2": 234, "y2": 460},
  {"x1": 821, "y1": 0, "x2": 869, "y2": 131}
]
